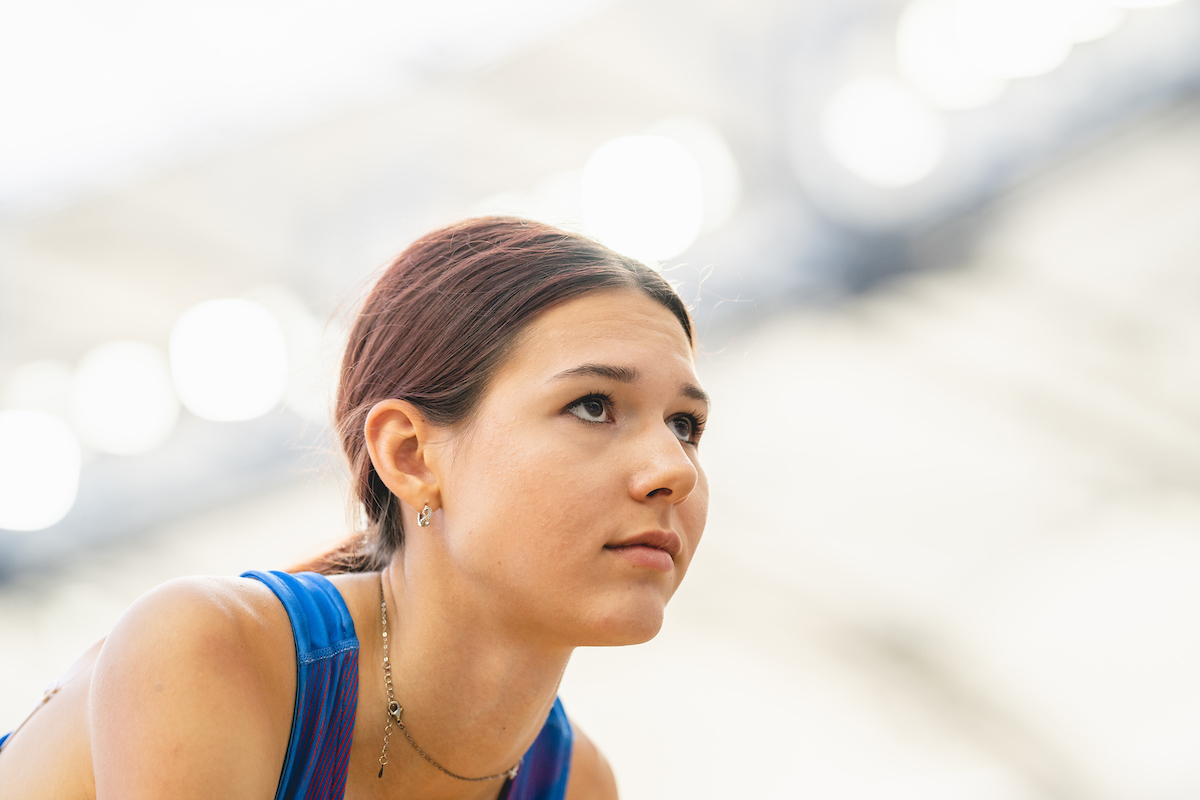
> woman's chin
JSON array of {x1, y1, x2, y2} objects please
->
[{"x1": 577, "y1": 603, "x2": 666, "y2": 647}]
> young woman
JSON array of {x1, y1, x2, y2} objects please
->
[{"x1": 0, "y1": 217, "x2": 710, "y2": 800}]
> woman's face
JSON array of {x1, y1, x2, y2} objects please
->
[{"x1": 432, "y1": 288, "x2": 709, "y2": 647}]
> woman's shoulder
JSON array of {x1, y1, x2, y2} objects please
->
[
  {"x1": 89, "y1": 574, "x2": 297, "y2": 798},
  {"x1": 102, "y1": 574, "x2": 297, "y2": 672},
  {"x1": 95, "y1": 574, "x2": 299, "y2": 715},
  {"x1": 564, "y1": 720, "x2": 618, "y2": 800}
]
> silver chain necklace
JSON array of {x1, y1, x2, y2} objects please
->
[{"x1": 377, "y1": 575, "x2": 522, "y2": 783}]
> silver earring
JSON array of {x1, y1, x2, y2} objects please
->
[{"x1": 417, "y1": 503, "x2": 432, "y2": 527}]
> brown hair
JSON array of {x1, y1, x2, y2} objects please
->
[{"x1": 293, "y1": 217, "x2": 693, "y2": 574}]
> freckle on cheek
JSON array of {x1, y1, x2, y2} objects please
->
[{"x1": 154, "y1": 682, "x2": 164, "y2": 692}]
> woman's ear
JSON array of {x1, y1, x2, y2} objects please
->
[{"x1": 364, "y1": 399, "x2": 443, "y2": 516}]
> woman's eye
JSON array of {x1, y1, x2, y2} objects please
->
[
  {"x1": 669, "y1": 416, "x2": 694, "y2": 443},
  {"x1": 569, "y1": 396, "x2": 611, "y2": 423}
]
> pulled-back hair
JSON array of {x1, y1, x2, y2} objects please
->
[{"x1": 298, "y1": 217, "x2": 693, "y2": 574}]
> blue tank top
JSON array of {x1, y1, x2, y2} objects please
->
[{"x1": 243, "y1": 570, "x2": 573, "y2": 800}]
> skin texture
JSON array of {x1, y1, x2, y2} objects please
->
[{"x1": 0, "y1": 288, "x2": 707, "y2": 799}]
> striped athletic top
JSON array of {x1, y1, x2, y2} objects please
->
[{"x1": 243, "y1": 570, "x2": 574, "y2": 800}]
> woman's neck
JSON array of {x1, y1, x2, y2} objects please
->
[{"x1": 336, "y1": 552, "x2": 573, "y2": 800}]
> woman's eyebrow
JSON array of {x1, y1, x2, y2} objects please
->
[
  {"x1": 550, "y1": 363, "x2": 710, "y2": 406},
  {"x1": 680, "y1": 383, "x2": 711, "y2": 406},
  {"x1": 551, "y1": 363, "x2": 640, "y2": 384}
]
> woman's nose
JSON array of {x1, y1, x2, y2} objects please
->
[{"x1": 629, "y1": 424, "x2": 699, "y2": 504}]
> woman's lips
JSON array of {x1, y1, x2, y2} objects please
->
[
  {"x1": 604, "y1": 543, "x2": 675, "y2": 571},
  {"x1": 606, "y1": 529, "x2": 682, "y2": 558}
]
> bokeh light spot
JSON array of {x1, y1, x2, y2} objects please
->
[
  {"x1": 243, "y1": 286, "x2": 342, "y2": 425},
  {"x1": 170, "y1": 298, "x2": 288, "y2": 422},
  {"x1": 71, "y1": 341, "x2": 179, "y2": 455},
  {"x1": 1064, "y1": 1, "x2": 1126, "y2": 43},
  {"x1": 822, "y1": 76, "x2": 947, "y2": 187},
  {"x1": 648, "y1": 116, "x2": 743, "y2": 233},
  {"x1": 0, "y1": 409, "x2": 81, "y2": 531},
  {"x1": 582, "y1": 135, "x2": 704, "y2": 264},
  {"x1": 897, "y1": 0, "x2": 1008, "y2": 109},
  {"x1": 954, "y1": 0, "x2": 1075, "y2": 79}
]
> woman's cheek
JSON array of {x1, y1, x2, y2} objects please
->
[{"x1": 681, "y1": 480, "x2": 710, "y2": 546}]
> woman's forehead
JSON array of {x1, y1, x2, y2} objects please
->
[{"x1": 509, "y1": 290, "x2": 695, "y2": 374}]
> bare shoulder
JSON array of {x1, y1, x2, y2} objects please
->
[
  {"x1": 565, "y1": 718, "x2": 619, "y2": 800},
  {"x1": 95, "y1": 574, "x2": 294, "y2": 688},
  {"x1": 90, "y1": 575, "x2": 296, "y2": 800}
]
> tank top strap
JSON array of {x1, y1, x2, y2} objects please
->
[
  {"x1": 242, "y1": 570, "x2": 360, "y2": 800},
  {"x1": 507, "y1": 696, "x2": 575, "y2": 800}
]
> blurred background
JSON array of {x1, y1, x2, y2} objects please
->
[{"x1": 1, "y1": 0, "x2": 1198, "y2": 797}]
